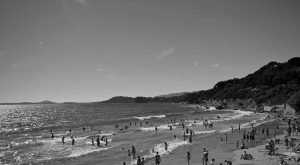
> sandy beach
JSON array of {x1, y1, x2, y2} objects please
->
[{"x1": 139, "y1": 117, "x2": 288, "y2": 165}]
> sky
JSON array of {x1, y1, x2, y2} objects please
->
[{"x1": 0, "y1": 0, "x2": 299, "y2": 102}]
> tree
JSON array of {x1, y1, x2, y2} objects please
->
[{"x1": 287, "y1": 90, "x2": 300, "y2": 113}]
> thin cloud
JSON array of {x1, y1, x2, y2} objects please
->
[
  {"x1": 212, "y1": 63, "x2": 220, "y2": 67},
  {"x1": 194, "y1": 62, "x2": 199, "y2": 66},
  {"x1": 155, "y1": 47, "x2": 175, "y2": 61}
]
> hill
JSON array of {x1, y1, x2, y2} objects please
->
[
  {"x1": 0, "y1": 100, "x2": 57, "y2": 105},
  {"x1": 103, "y1": 57, "x2": 300, "y2": 106},
  {"x1": 156, "y1": 92, "x2": 190, "y2": 98},
  {"x1": 102, "y1": 96, "x2": 135, "y2": 103},
  {"x1": 182, "y1": 57, "x2": 300, "y2": 105}
]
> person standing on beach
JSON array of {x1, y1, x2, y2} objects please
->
[
  {"x1": 62, "y1": 136, "x2": 65, "y2": 144},
  {"x1": 202, "y1": 148, "x2": 209, "y2": 165},
  {"x1": 231, "y1": 126, "x2": 233, "y2": 133},
  {"x1": 96, "y1": 137, "x2": 100, "y2": 147},
  {"x1": 105, "y1": 138, "x2": 108, "y2": 146},
  {"x1": 187, "y1": 152, "x2": 191, "y2": 165},
  {"x1": 155, "y1": 152, "x2": 161, "y2": 165},
  {"x1": 189, "y1": 135, "x2": 193, "y2": 143},
  {"x1": 165, "y1": 142, "x2": 168, "y2": 151},
  {"x1": 266, "y1": 128, "x2": 269, "y2": 138},
  {"x1": 239, "y1": 123, "x2": 241, "y2": 133},
  {"x1": 71, "y1": 137, "x2": 75, "y2": 145},
  {"x1": 141, "y1": 157, "x2": 145, "y2": 165},
  {"x1": 132, "y1": 146, "x2": 136, "y2": 159},
  {"x1": 225, "y1": 133, "x2": 228, "y2": 143},
  {"x1": 137, "y1": 156, "x2": 141, "y2": 165}
]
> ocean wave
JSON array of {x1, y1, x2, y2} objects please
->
[
  {"x1": 194, "y1": 130, "x2": 217, "y2": 135},
  {"x1": 131, "y1": 139, "x2": 189, "y2": 165},
  {"x1": 134, "y1": 115, "x2": 166, "y2": 120},
  {"x1": 212, "y1": 110, "x2": 253, "y2": 122},
  {"x1": 152, "y1": 139, "x2": 189, "y2": 155},
  {"x1": 139, "y1": 123, "x2": 177, "y2": 131},
  {"x1": 66, "y1": 146, "x2": 111, "y2": 158},
  {"x1": 219, "y1": 114, "x2": 273, "y2": 133}
]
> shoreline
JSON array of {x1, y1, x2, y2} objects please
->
[{"x1": 143, "y1": 116, "x2": 286, "y2": 165}]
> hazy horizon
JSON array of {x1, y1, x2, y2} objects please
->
[{"x1": 0, "y1": 0, "x2": 299, "y2": 102}]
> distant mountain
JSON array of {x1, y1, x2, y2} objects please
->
[{"x1": 0, "y1": 100, "x2": 57, "y2": 105}]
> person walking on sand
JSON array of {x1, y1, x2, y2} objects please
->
[
  {"x1": 62, "y1": 136, "x2": 65, "y2": 144},
  {"x1": 187, "y1": 152, "x2": 191, "y2": 165},
  {"x1": 155, "y1": 152, "x2": 161, "y2": 165}
]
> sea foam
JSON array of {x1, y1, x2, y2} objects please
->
[{"x1": 134, "y1": 115, "x2": 166, "y2": 120}]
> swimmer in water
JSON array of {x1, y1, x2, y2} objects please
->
[
  {"x1": 71, "y1": 137, "x2": 75, "y2": 145},
  {"x1": 62, "y1": 136, "x2": 65, "y2": 144}
]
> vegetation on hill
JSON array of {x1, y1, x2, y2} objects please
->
[
  {"x1": 287, "y1": 90, "x2": 300, "y2": 113},
  {"x1": 103, "y1": 57, "x2": 300, "y2": 106},
  {"x1": 183, "y1": 57, "x2": 300, "y2": 105}
]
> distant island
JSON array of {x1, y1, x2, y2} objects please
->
[
  {"x1": 0, "y1": 100, "x2": 57, "y2": 105},
  {"x1": 103, "y1": 57, "x2": 300, "y2": 111}
]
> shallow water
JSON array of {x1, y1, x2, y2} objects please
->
[{"x1": 0, "y1": 103, "x2": 268, "y2": 165}]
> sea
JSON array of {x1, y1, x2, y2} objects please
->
[{"x1": 0, "y1": 103, "x2": 271, "y2": 165}]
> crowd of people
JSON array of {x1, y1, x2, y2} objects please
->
[{"x1": 47, "y1": 114, "x2": 297, "y2": 165}]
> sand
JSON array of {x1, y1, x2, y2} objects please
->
[{"x1": 142, "y1": 117, "x2": 289, "y2": 165}]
